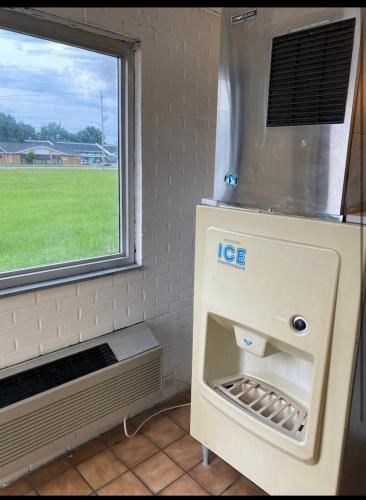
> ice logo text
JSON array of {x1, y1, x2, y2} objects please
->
[{"x1": 217, "y1": 242, "x2": 247, "y2": 270}]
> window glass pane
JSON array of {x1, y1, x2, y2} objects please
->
[{"x1": 0, "y1": 28, "x2": 120, "y2": 273}]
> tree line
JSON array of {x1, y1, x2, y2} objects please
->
[{"x1": 0, "y1": 113, "x2": 103, "y2": 144}]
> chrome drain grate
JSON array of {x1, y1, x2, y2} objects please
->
[{"x1": 214, "y1": 375, "x2": 307, "y2": 441}]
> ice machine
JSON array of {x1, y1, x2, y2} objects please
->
[{"x1": 190, "y1": 7, "x2": 366, "y2": 495}]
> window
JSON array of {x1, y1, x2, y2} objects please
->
[{"x1": 0, "y1": 9, "x2": 136, "y2": 291}]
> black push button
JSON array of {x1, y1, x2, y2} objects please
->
[{"x1": 292, "y1": 316, "x2": 308, "y2": 332}]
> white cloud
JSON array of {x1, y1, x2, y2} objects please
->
[
  {"x1": 0, "y1": 34, "x2": 108, "y2": 96},
  {"x1": 0, "y1": 28, "x2": 118, "y2": 142}
]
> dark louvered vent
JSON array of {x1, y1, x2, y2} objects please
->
[
  {"x1": 267, "y1": 18, "x2": 356, "y2": 127},
  {"x1": 0, "y1": 344, "x2": 117, "y2": 409}
]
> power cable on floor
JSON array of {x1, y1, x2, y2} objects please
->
[
  {"x1": 123, "y1": 402, "x2": 191, "y2": 439},
  {"x1": 123, "y1": 379, "x2": 191, "y2": 439}
]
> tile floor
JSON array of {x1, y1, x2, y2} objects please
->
[{"x1": 0, "y1": 390, "x2": 266, "y2": 496}]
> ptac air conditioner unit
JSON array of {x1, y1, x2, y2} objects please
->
[{"x1": 0, "y1": 322, "x2": 162, "y2": 484}]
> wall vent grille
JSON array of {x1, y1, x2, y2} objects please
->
[
  {"x1": 0, "y1": 357, "x2": 161, "y2": 467},
  {"x1": 267, "y1": 18, "x2": 355, "y2": 127},
  {"x1": 0, "y1": 344, "x2": 117, "y2": 409}
]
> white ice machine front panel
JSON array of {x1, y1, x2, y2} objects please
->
[{"x1": 198, "y1": 227, "x2": 340, "y2": 462}]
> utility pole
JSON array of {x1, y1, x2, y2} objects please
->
[{"x1": 100, "y1": 90, "x2": 105, "y2": 169}]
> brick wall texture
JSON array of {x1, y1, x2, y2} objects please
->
[{"x1": 0, "y1": 8, "x2": 220, "y2": 396}]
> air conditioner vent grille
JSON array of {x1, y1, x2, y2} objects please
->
[
  {"x1": 0, "y1": 357, "x2": 162, "y2": 467},
  {"x1": 0, "y1": 344, "x2": 117, "y2": 409},
  {"x1": 267, "y1": 18, "x2": 355, "y2": 127}
]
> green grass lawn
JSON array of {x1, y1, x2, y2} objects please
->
[{"x1": 0, "y1": 168, "x2": 119, "y2": 272}]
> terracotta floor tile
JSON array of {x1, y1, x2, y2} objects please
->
[
  {"x1": 29, "y1": 457, "x2": 71, "y2": 488},
  {"x1": 223, "y1": 476, "x2": 267, "y2": 496},
  {"x1": 190, "y1": 456, "x2": 241, "y2": 495},
  {"x1": 97, "y1": 471, "x2": 152, "y2": 496},
  {"x1": 68, "y1": 438, "x2": 106, "y2": 466},
  {"x1": 142, "y1": 414, "x2": 185, "y2": 448},
  {"x1": 166, "y1": 405, "x2": 191, "y2": 432},
  {"x1": 38, "y1": 468, "x2": 92, "y2": 496},
  {"x1": 113, "y1": 434, "x2": 158, "y2": 468},
  {"x1": 77, "y1": 449, "x2": 127, "y2": 490},
  {"x1": 100, "y1": 424, "x2": 125, "y2": 447},
  {"x1": 0, "y1": 478, "x2": 34, "y2": 496},
  {"x1": 133, "y1": 451, "x2": 184, "y2": 494},
  {"x1": 164, "y1": 434, "x2": 202, "y2": 471},
  {"x1": 160, "y1": 474, "x2": 209, "y2": 496}
]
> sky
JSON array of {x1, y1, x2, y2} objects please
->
[{"x1": 0, "y1": 27, "x2": 119, "y2": 144}]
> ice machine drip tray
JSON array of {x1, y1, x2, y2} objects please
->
[{"x1": 214, "y1": 375, "x2": 308, "y2": 441}]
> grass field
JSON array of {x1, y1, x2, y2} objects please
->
[{"x1": 0, "y1": 168, "x2": 119, "y2": 272}]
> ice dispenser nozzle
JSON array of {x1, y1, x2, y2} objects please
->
[{"x1": 233, "y1": 325, "x2": 269, "y2": 357}]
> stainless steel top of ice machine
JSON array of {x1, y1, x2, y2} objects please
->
[{"x1": 213, "y1": 8, "x2": 362, "y2": 219}]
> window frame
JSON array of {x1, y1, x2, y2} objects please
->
[{"x1": 0, "y1": 8, "x2": 137, "y2": 291}]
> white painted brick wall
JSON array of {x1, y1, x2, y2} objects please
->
[{"x1": 0, "y1": 7, "x2": 220, "y2": 396}]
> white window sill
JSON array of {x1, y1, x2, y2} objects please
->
[{"x1": 0, "y1": 264, "x2": 143, "y2": 298}]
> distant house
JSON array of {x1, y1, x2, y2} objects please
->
[
  {"x1": 0, "y1": 140, "x2": 118, "y2": 166},
  {"x1": 53, "y1": 142, "x2": 118, "y2": 166}
]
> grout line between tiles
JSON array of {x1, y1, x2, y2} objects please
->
[
  {"x1": 125, "y1": 394, "x2": 201, "y2": 495},
  {"x1": 97, "y1": 448, "x2": 159, "y2": 495},
  {"x1": 110, "y1": 400, "x2": 198, "y2": 495},
  {"x1": 92, "y1": 428, "x2": 155, "y2": 495},
  {"x1": 219, "y1": 476, "x2": 241, "y2": 496},
  {"x1": 185, "y1": 469, "x2": 214, "y2": 496},
  {"x1": 19, "y1": 390, "x2": 192, "y2": 496},
  {"x1": 136, "y1": 426, "x2": 212, "y2": 495},
  {"x1": 158, "y1": 472, "x2": 211, "y2": 496},
  {"x1": 127, "y1": 468, "x2": 158, "y2": 496},
  {"x1": 184, "y1": 453, "x2": 241, "y2": 496},
  {"x1": 26, "y1": 409, "x2": 250, "y2": 497},
  {"x1": 128, "y1": 438, "x2": 185, "y2": 495},
  {"x1": 27, "y1": 440, "x2": 104, "y2": 492},
  {"x1": 73, "y1": 464, "x2": 96, "y2": 495},
  {"x1": 29, "y1": 442, "x2": 120, "y2": 495},
  {"x1": 92, "y1": 406, "x2": 180, "y2": 495}
]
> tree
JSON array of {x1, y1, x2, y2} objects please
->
[
  {"x1": 0, "y1": 113, "x2": 106, "y2": 145},
  {"x1": 0, "y1": 113, "x2": 36, "y2": 142},
  {"x1": 25, "y1": 151, "x2": 35, "y2": 164},
  {"x1": 17, "y1": 122, "x2": 37, "y2": 142},
  {"x1": 75, "y1": 126, "x2": 103, "y2": 144},
  {"x1": 37, "y1": 122, "x2": 75, "y2": 143}
]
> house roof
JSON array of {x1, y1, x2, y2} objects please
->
[
  {"x1": 25, "y1": 139, "x2": 53, "y2": 145},
  {"x1": 0, "y1": 141, "x2": 118, "y2": 157},
  {"x1": 102, "y1": 145, "x2": 118, "y2": 157},
  {"x1": 0, "y1": 141, "x2": 67, "y2": 155},
  {"x1": 54, "y1": 142, "x2": 117, "y2": 157},
  {"x1": 0, "y1": 141, "x2": 47, "y2": 153}
]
